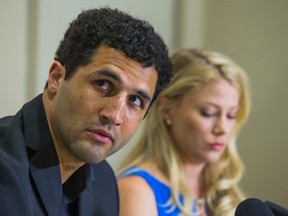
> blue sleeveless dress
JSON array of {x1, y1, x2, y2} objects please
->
[{"x1": 118, "y1": 167, "x2": 207, "y2": 216}]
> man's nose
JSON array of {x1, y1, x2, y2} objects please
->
[{"x1": 99, "y1": 96, "x2": 126, "y2": 126}]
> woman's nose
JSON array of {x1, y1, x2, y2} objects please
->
[{"x1": 213, "y1": 118, "x2": 228, "y2": 136}]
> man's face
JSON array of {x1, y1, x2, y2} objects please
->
[{"x1": 45, "y1": 45, "x2": 157, "y2": 164}]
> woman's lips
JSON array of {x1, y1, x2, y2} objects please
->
[{"x1": 210, "y1": 143, "x2": 225, "y2": 151}]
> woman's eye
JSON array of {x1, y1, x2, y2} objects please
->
[
  {"x1": 227, "y1": 114, "x2": 237, "y2": 120},
  {"x1": 95, "y1": 80, "x2": 111, "y2": 91},
  {"x1": 200, "y1": 110, "x2": 215, "y2": 117},
  {"x1": 129, "y1": 95, "x2": 142, "y2": 107}
]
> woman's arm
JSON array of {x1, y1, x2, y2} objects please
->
[{"x1": 118, "y1": 175, "x2": 158, "y2": 216}]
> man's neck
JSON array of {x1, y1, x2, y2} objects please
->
[{"x1": 42, "y1": 92, "x2": 85, "y2": 183}]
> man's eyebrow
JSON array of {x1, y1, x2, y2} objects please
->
[
  {"x1": 97, "y1": 69, "x2": 152, "y2": 102},
  {"x1": 137, "y1": 90, "x2": 152, "y2": 103},
  {"x1": 97, "y1": 70, "x2": 121, "y2": 82}
]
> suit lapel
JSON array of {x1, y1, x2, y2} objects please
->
[
  {"x1": 77, "y1": 183, "x2": 94, "y2": 216},
  {"x1": 29, "y1": 142, "x2": 63, "y2": 216},
  {"x1": 23, "y1": 95, "x2": 63, "y2": 216}
]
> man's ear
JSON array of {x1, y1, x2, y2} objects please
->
[{"x1": 47, "y1": 61, "x2": 65, "y2": 93}]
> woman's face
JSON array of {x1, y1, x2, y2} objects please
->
[{"x1": 164, "y1": 79, "x2": 240, "y2": 164}]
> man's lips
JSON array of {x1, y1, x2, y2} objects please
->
[{"x1": 87, "y1": 128, "x2": 114, "y2": 143}]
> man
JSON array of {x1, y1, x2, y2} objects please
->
[{"x1": 0, "y1": 7, "x2": 172, "y2": 216}]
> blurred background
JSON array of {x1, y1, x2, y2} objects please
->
[{"x1": 1, "y1": 0, "x2": 287, "y2": 207}]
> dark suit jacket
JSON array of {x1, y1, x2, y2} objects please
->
[{"x1": 0, "y1": 95, "x2": 119, "y2": 216}]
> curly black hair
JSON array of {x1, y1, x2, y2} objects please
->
[{"x1": 50, "y1": 7, "x2": 172, "y2": 103}]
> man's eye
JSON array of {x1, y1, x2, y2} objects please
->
[
  {"x1": 129, "y1": 95, "x2": 142, "y2": 107},
  {"x1": 95, "y1": 80, "x2": 111, "y2": 91}
]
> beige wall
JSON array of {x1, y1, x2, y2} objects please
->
[
  {"x1": 0, "y1": 0, "x2": 28, "y2": 116},
  {"x1": 1, "y1": 0, "x2": 287, "y2": 208}
]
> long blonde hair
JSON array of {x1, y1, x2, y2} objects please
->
[{"x1": 117, "y1": 49, "x2": 251, "y2": 216}]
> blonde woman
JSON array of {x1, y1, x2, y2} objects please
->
[{"x1": 117, "y1": 48, "x2": 251, "y2": 216}]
